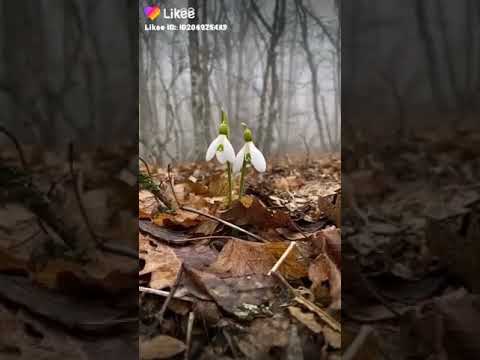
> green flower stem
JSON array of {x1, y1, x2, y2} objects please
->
[
  {"x1": 226, "y1": 162, "x2": 232, "y2": 206},
  {"x1": 238, "y1": 160, "x2": 248, "y2": 199}
]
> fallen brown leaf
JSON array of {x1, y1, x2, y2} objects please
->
[
  {"x1": 140, "y1": 335, "x2": 186, "y2": 359},
  {"x1": 209, "y1": 238, "x2": 308, "y2": 279},
  {"x1": 222, "y1": 195, "x2": 291, "y2": 229},
  {"x1": 185, "y1": 267, "x2": 277, "y2": 318},
  {"x1": 309, "y1": 253, "x2": 341, "y2": 308},
  {"x1": 139, "y1": 238, "x2": 181, "y2": 290}
]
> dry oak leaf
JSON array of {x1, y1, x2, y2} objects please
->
[
  {"x1": 139, "y1": 240, "x2": 181, "y2": 290},
  {"x1": 209, "y1": 238, "x2": 308, "y2": 279},
  {"x1": 140, "y1": 335, "x2": 186, "y2": 359},
  {"x1": 222, "y1": 195, "x2": 291, "y2": 229}
]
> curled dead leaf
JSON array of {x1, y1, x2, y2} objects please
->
[
  {"x1": 139, "y1": 239, "x2": 181, "y2": 290},
  {"x1": 309, "y1": 253, "x2": 341, "y2": 309}
]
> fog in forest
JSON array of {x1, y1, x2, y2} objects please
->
[{"x1": 139, "y1": 0, "x2": 339, "y2": 165}]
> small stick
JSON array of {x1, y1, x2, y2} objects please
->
[
  {"x1": 271, "y1": 270, "x2": 296, "y2": 294},
  {"x1": 294, "y1": 296, "x2": 341, "y2": 332},
  {"x1": 268, "y1": 242, "x2": 296, "y2": 275},
  {"x1": 184, "y1": 311, "x2": 195, "y2": 360},
  {"x1": 181, "y1": 206, "x2": 268, "y2": 243},
  {"x1": 139, "y1": 286, "x2": 195, "y2": 302},
  {"x1": 167, "y1": 163, "x2": 181, "y2": 207},
  {"x1": 157, "y1": 264, "x2": 184, "y2": 326},
  {"x1": 342, "y1": 325, "x2": 373, "y2": 360},
  {"x1": 272, "y1": 271, "x2": 341, "y2": 332}
]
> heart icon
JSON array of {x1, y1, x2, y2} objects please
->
[{"x1": 144, "y1": 6, "x2": 160, "y2": 21}]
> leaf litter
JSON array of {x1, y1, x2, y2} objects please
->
[
  {"x1": 343, "y1": 131, "x2": 480, "y2": 359},
  {"x1": 139, "y1": 154, "x2": 341, "y2": 359}
]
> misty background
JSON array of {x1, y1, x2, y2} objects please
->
[
  {"x1": 343, "y1": 0, "x2": 480, "y2": 145},
  {"x1": 139, "y1": 0, "x2": 340, "y2": 165}
]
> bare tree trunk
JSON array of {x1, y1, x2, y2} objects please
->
[
  {"x1": 188, "y1": 0, "x2": 204, "y2": 159},
  {"x1": 415, "y1": 0, "x2": 448, "y2": 111},
  {"x1": 296, "y1": 0, "x2": 327, "y2": 150},
  {"x1": 250, "y1": 0, "x2": 286, "y2": 153}
]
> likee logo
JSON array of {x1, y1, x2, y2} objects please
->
[{"x1": 144, "y1": 5, "x2": 161, "y2": 21}]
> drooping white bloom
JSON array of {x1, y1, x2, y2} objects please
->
[
  {"x1": 206, "y1": 134, "x2": 235, "y2": 164},
  {"x1": 234, "y1": 141, "x2": 266, "y2": 173}
]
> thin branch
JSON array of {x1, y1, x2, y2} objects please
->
[
  {"x1": 184, "y1": 311, "x2": 195, "y2": 360},
  {"x1": 181, "y1": 206, "x2": 268, "y2": 243},
  {"x1": 250, "y1": 0, "x2": 273, "y2": 34},
  {"x1": 157, "y1": 264, "x2": 184, "y2": 326},
  {"x1": 272, "y1": 270, "x2": 341, "y2": 332},
  {"x1": 139, "y1": 286, "x2": 195, "y2": 302},
  {"x1": 167, "y1": 163, "x2": 181, "y2": 208},
  {"x1": 268, "y1": 241, "x2": 296, "y2": 275},
  {"x1": 294, "y1": 295, "x2": 341, "y2": 332}
]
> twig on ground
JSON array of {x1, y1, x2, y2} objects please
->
[
  {"x1": 157, "y1": 264, "x2": 184, "y2": 326},
  {"x1": 185, "y1": 311, "x2": 195, "y2": 360},
  {"x1": 268, "y1": 242, "x2": 296, "y2": 275},
  {"x1": 167, "y1": 163, "x2": 181, "y2": 207},
  {"x1": 272, "y1": 270, "x2": 341, "y2": 332},
  {"x1": 271, "y1": 270, "x2": 296, "y2": 294},
  {"x1": 342, "y1": 325, "x2": 374, "y2": 360},
  {"x1": 181, "y1": 206, "x2": 268, "y2": 243},
  {"x1": 294, "y1": 295, "x2": 341, "y2": 332},
  {"x1": 139, "y1": 286, "x2": 195, "y2": 302}
]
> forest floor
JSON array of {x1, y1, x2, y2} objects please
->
[
  {"x1": 342, "y1": 130, "x2": 480, "y2": 359},
  {"x1": 0, "y1": 144, "x2": 138, "y2": 358},
  {"x1": 139, "y1": 153, "x2": 342, "y2": 360}
]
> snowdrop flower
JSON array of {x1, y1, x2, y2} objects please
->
[
  {"x1": 234, "y1": 125, "x2": 266, "y2": 173},
  {"x1": 205, "y1": 122, "x2": 235, "y2": 164},
  {"x1": 235, "y1": 124, "x2": 266, "y2": 198}
]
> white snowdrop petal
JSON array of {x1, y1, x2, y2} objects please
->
[
  {"x1": 223, "y1": 138, "x2": 236, "y2": 163},
  {"x1": 206, "y1": 136, "x2": 221, "y2": 161},
  {"x1": 249, "y1": 142, "x2": 266, "y2": 172},
  {"x1": 233, "y1": 144, "x2": 247, "y2": 173},
  {"x1": 216, "y1": 148, "x2": 228, "y2": 164}
]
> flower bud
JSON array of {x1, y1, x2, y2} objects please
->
[
  {"x1": 243, "y1": 127, "x2": 253, "y2": 142},
  {"x1": 219, "y1": 122, "x2": 229, "y2": 136}
]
